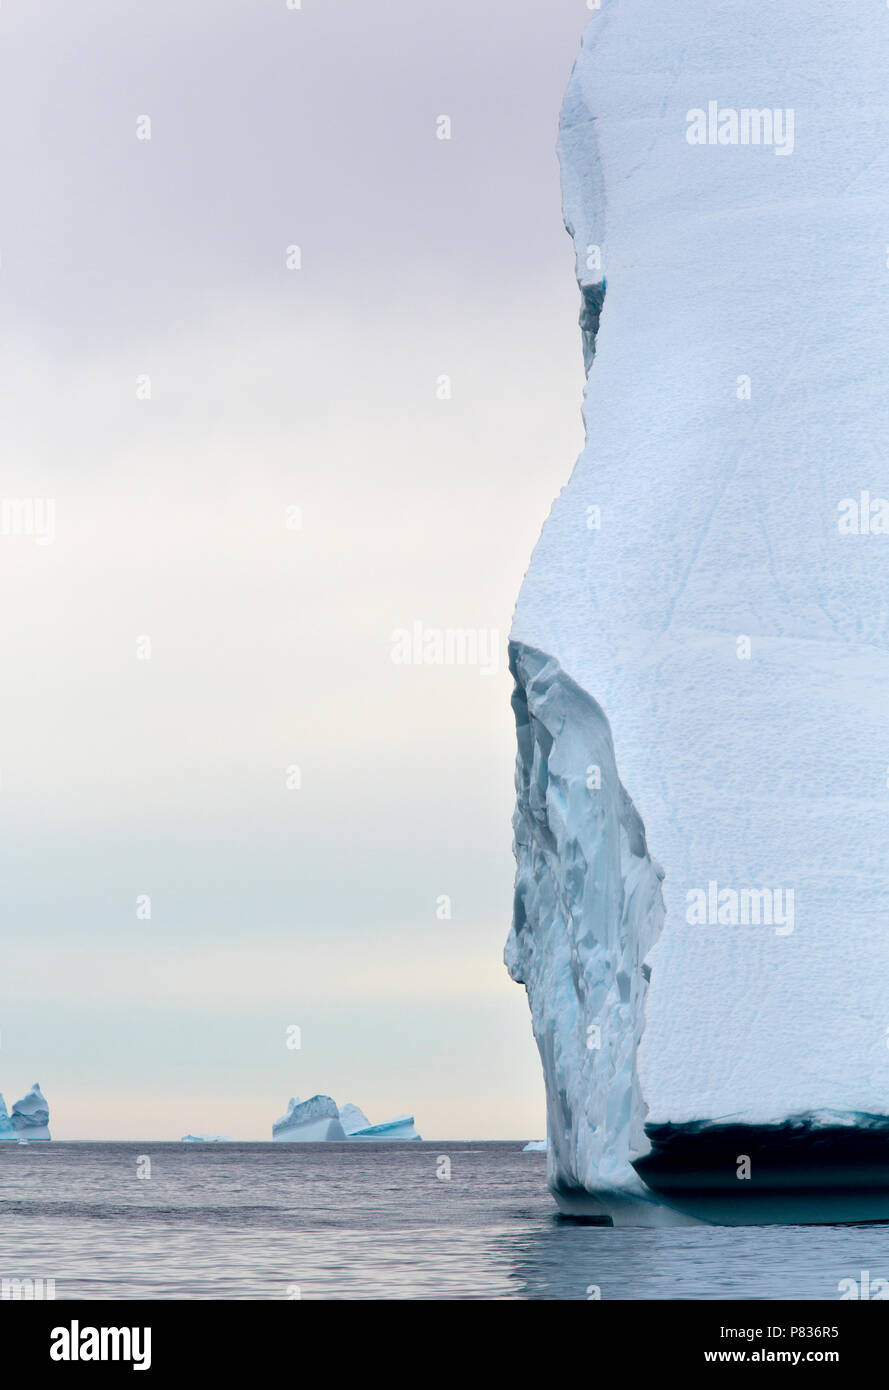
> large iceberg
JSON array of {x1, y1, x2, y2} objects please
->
[
  {"x1": 508, "y1": 2, "x2": 889, "y2": 1224},
  {"x1": 10, "y1": 1084, "x2": 51, "y2": 1140}
]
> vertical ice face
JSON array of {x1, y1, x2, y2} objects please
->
[
  {"x1": 272, "y1": 1095, "x2": 347, "y2": 1141},
  {"x1": 338, "y1": 1104, "x2": 372, "y2": 1135},
  {"x1": 506, "y1": 644, "x2": 665, "y2": 1213},
  {"x1": 509, "y1": 1, "x2": 889, "y2": 1210}
]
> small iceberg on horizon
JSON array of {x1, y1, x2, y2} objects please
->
[
  {"x1": 2, "y1": 1084, "x2": 51, "y2": 1141},
  {"x1": 523, "y1": 1139, "x2": 548, "y2": 1152},
  {"x1": 272, "y1": 1095, "x2": 421, "y2": 1142},
  {"x1": 181, "y1": 1134, "x2": 233, "y2": 1143},
  {"x1": 0, "y1": 1094, "x2": 17, "y2": 1142}
]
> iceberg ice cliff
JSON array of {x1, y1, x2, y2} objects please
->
[
  {"x1": 506, "y1": 645, "x2": 665, "y2": 1219},
  {"x1": 509, "y1": 1, "x2": 889, "y2": 1223},
  {"x1": 338, "y1": 1103, "x2": 372, "y2": 1135}
]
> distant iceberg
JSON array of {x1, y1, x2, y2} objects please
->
[
  {"x1": 338, "y1": 1103, "x2": 372, "y2": 1135},
  {"x1": 181, "y1": 1134, "x2": 233, "y2": 1143},
  {"x1": 345, "y1": 1115, "x2": 421, "y2": 1142},
  {"x1": 10, "y1": 1084, "x2": 51, "y2": 1140},
  {"x1": 273, "y1": 1096, "x2": 347, "y2": 1142},
  {"x1": 272, "y1": 1094, "x2": 421, "y2": 1141},
  {"x1": 523, "y1": 1139, "x2": 548, "y2": 1152},
  {"x1": 0, "y1": 1094, "x2": 17, "y2": 1141}
]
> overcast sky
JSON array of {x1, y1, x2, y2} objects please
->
[{"x1": 0, "y1": 0, "x2": 591, "y2": 1139}]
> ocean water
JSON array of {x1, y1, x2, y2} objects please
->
[{"x1": 1, "y1": 1141, "x2": 888, "y2": 1300}]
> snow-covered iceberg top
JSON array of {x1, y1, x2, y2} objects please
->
[
  {"x1": 9, "y1": 1084, "x2": 51, "y2": 1140},
  {"x1": 272, "y1": 1095, "x2": 421, "y2": 1142}
]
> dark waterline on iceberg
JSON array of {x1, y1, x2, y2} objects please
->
[
  {"x1": 0, "y1": 1142, "x2": 887, "y2": 1298},
  {"x1": 633, "y1": 1116, "x2": 889, "y2": 1226}
]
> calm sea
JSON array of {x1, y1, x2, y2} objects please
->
[{"x1": 1, "y1": 1141, "x2": 887, "y2": 1300}]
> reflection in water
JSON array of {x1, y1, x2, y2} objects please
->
[{"x1": 503, "y1": 1221, "x2": 889, "y2": 1301}]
